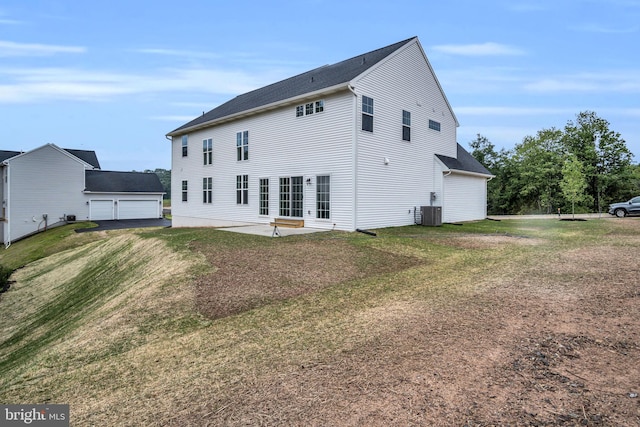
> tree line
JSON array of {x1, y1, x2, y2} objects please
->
[
  {"x1": 469, "y1": 111, "x2": 640, "y2": 215},
  {"x1": 135, "y1": 168, "x2": 171, "y2": 200}
]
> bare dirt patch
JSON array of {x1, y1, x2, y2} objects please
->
[
  {"x1": 193, "y1": 239, "x2": 422, "y2": 319},
  {"x1": 189, "y1": 232, "x2": 640, "y2": 426}
]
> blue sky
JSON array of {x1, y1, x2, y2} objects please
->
[{"x1": 1, "y1": 0, "x2": 639, "y2": 171}]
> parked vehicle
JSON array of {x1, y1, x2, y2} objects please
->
[{"x1": 608, "y1": 196, "x2": 640, "y2": 217}]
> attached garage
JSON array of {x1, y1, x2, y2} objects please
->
[
  {"x1": 441, "y1": 173, "x2": 488, "y2": 223},
  {"x1": 118, "y1": 200, "x2": 160, "y2": 220},
  {"x1": 84, "y1": 170, "x2": 165, "y2": 221},
  {"x1": 436, "y1": 144, "x2": 494, "y2": 224},
  {"x1": 90, "y1": 200, "x2": 114, "y2": 220}
]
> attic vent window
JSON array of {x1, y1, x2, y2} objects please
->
[{"x1": 429, "y1": 119, "x2": 441, "y2": 132}]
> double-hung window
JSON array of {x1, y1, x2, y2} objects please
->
[
  {"x1": 203, "y1": 138, "x2": 212, "y2": 165},
  {"x1": 203, "y1": 177, "x2": 212, "y2": 204},
  {"x1": 402, "y1": 110, "x2": 411, "y2": 141},
  {"x1": 236, "y1": 131, "x2": 249, "y2": 161},
  {"x1": 362, "y1": 96, "x2": 373, "y2": 132},
  {"x1": 181, "y1": 180, "x2": 188, "y2": 202},
  {"x1": 181, "y1": 135, "x2": 188, "y2": 157},
  {"x1": 236, "y1": 175, "x2": 248, "y2": 205}
]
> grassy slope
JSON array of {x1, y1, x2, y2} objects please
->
[{"x1": 0, "y1": 219, "x2": 637, "y2": 425}]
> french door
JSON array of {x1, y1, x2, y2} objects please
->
[{"x1": 279, "y1": 176, "x2": 303, "y2": 217}]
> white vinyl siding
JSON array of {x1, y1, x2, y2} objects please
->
[
  {"x1": 7, "y1": 145, "x2": 88, "y2": 241},
  {"x1": 170, "y1": 91, "x2": 354, "y2": 230},
  {"x1": 441, "y1": 174, "x2": 487, "y2": 223},
  {"x1": 352, "y1": 41, "x2": 458, "y2": 229}
]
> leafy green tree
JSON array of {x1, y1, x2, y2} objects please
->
[
  {"x1": 468, "y1": 134, "x2": 519, "y2": 214},
  {"x1": 469, "y1": 134, "x2": 499, "y2": 170},
  {"x1": 512, "y1": 128, "x2": 565, "y2": 213},
  {"x1": 143, "y1": 168, "x2": 171, "y2": 200},
  {"x1": 562, "y1": 111, "x2": 634, "y2": 211},
  {"x1": 560, "y1": 155, "x2": 589, "y2": 219}
]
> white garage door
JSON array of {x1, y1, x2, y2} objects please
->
[
  {"x1": 118, "y1": 200, "x2": 159, "y2": 220},
  {"x1": 90, "y1": 200, "x2": 114, "y2": 220},
  {"x1": 442, "y1": 174, "x2": 487, "y2": 223}
]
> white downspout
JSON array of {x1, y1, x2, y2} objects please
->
[{"x1": 349, "y1": 85, "x2": 358, "y2": 231}]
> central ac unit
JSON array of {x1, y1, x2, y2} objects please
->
[{"x1": 420, "y1": 206, "x2": 442, "y2": 226}]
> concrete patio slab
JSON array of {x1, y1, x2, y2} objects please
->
[{"x1": 218, "y1": 224, "x2": 329, "y2": 237}]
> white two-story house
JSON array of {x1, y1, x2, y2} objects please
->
[{"x1": 167, "y1": 37, "x2": 492, "y2": 231}]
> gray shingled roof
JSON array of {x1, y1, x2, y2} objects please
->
[
  {"x1": 436, "y1": 144, "x2": 493, "y2": 176},
  {"x1": 65, "y1": 148, "x2": 101, "y2": 169},
  {"x1": 85, "y1": 170, "x2": 164, "y2": 193},
  {"x1": 0, "y1": 148, "x2": 101, "y2": 169},
  {"x1": 0, "y1": 150, "x2": 21, "y2": 163},
  {"x1": 169, "y1": 37, "x2": 417, "y2": 135}
]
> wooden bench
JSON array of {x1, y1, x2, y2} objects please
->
[
  {"x1": 270, "y1": 218, "x2": 304, "y2": 237},
  {"x1": 269, "y1": 218, "x2": 304, "y2": 228}
]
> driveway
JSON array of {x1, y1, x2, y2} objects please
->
[{"x1": 75, "y1": 218, "x2": 171, "y2": 233}]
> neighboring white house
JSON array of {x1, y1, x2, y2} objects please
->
[
  {"x1": 167, "y1": 37, "x2": 492, "y2": 231},
  {"x1": 0, "y1": 144, "x2": 165, "y2": 246}
]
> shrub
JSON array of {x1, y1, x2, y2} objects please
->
[{"x1": 0, "y1": 264, "x2": 13, "y2": 293}]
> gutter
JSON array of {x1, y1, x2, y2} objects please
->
[
  {"x1": 443, "y1": 169, "x2": 494, "y2": 179},
  {"x1": 167, "y1": 82, "x2": 352, "y2": 137}
]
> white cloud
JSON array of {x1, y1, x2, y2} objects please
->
[
  {"x1": 0, "y1": 40, "x2": 86, "y2": 56},
  {"x1": 505, "y1": 2, "x2": 548, "y2": 12},
  {"x1": 0, "y1": 18, "x2": 23, "y2": 25},
  {"x1": 134, "y1": 48, "x2": 221, "y2": 60},
  {"x1": 0, "y1": 66, "x2": 278, "y2": 103},
  {"x1": 524, "y1": 71, "x2": 640, "y2": 93},
  {"x1": 431, "y1": 42, "x2": 525, "y2": 56},
  {"x1": 455, "y1": 106, "x2": 578, "y2": 116},
  {"x1": 571, "y1": 23, "x2": 639, "y2": 33},
  {"x1": 458, "y1": 125, "x2": 538, "y2": 147},
  {"x1": 149, "y1": 115, "x2": 200, "y2": 122}
]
